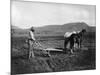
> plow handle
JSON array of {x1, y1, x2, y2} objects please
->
[{"x1": 34, "y1": 40, "x2": 46, "y2": 49}]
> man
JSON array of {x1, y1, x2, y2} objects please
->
[
  {"x1": 28, "y1": 27, "x2": 50, "y2": 58},
  {"x1": 28, "y1": 26, "x2": 36, "y2": 58}
]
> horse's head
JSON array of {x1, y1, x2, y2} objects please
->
[{"x1": 82, "y1": 29, "x2": 86, "y2": 33}]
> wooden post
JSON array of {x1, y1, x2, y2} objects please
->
[{"x1": 29, "y1": 40, "x2": 35, "y2": 59}]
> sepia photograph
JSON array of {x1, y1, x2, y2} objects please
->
[{"x1": 11, "y1": 0, "x2": 96, "y2": 74}]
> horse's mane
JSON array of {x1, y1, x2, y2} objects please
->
[{"x1": 78, "y1": 29, "x2": 86, "y2": 37}]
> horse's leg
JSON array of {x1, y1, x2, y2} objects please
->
[
  {"x1": 70, "y1": 49, "x2": 73, "y2": 54},
  {"x1": 70, "y1": 38, "x2": 74, "y2": 54},
  {"x1": 79, "y1": 38, "x2": 82, "y2": 48},
  {"x1": 64, "y1": 38, "x2": 69, "y2": 53},
  {"x1": 77, "y1": 39, "x2": 80, "y2": 49},
  {"x1": 64, "y1": 39, "x2": 67, "y2": 52},
  {"x1": 80, "y1": 34, "x2": 84, "y2": 48},
  {"x1": 76, "y1": 36, "x2": 81, "y2": 49},
  {"x1": 73, "y1": 37, "x2": 77, "y2": 50}
]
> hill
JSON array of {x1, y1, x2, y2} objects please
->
[{"x1": 11, "y1": 22, "x2": 96, "y2": 37}]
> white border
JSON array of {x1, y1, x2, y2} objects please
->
[
  {"x1": 0, "y1": 0, "x2": 99, "y2": 75},
  {"x1": 14, "y1": 0, "x2": 96, "y2": 5}
]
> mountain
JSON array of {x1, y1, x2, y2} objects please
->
[
  {"x1": 35, "y1": 25, "x2": 62, "y2": 32},
  {"x1": 35, "y1": 22, "x2": 91, "y2": 33},
  {"x1": 11, "y1": 25, "x2": 29, "y2": 34},
  {"x1": 11, "y1": 25, "x2": 21, "y2": 30},
  {"x1": 11, "y1": 22, "x2": 96, "y2": 37},
  {"x1": 61, "y1": 22, "x2": 89, "y2": 32}
]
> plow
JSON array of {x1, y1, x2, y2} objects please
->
[
  {"x1": 28, "y1": 39, "x2": 88, "y2": 59},
  {"x1": 28, "y1": 40, "x2": 63, "y2": 58}
]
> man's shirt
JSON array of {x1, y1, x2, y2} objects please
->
[{"x1": 29, "y1": 31, "x2": 36, "y2": 41}]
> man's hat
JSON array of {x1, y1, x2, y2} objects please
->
[{"x1": 30, "y1": 26, "x2": 35, "y2": 31}]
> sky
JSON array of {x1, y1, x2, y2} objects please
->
[{"x1": 11, "y1": 0, "x2": 96, "y2": 29}]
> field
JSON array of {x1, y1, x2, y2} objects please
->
[{"x1": 11, "y1": 32, "x2": 96, "y2": 74}]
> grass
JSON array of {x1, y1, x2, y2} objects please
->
[{"x1": 11, "y1": 32, "x2": 96, "y2": 74}]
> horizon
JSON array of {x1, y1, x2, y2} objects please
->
[
  {"x1": 11, "y1": 0, "x2": 96, "y2": 29},
  {"x1": 11, "y1": 22, "x2": 96, "y2": 29}
]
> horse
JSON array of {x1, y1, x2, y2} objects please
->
[
  {"x1": 74, "y1": 29, "x2": 86, "y2": 48},
  {"x1": 64, "y1": 29, "x2": 86, "y2": 54},
  {"x1": 64, "y1": 31, "x2": 77, "y2": 54}
]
